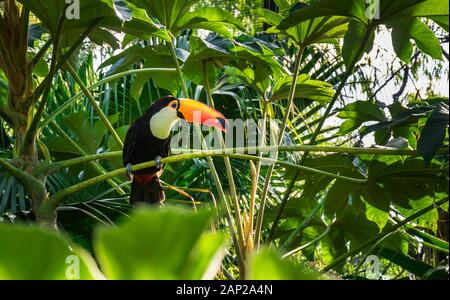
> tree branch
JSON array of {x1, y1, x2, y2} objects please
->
[
  {"x1": 34, "y1": 145, "x2": 450, "y2": 175},
  {"x1": 0, "y1": 157, "x2": 46, "y2": 197},
  {"x1": 30, "y1": 38, "x2": 52, "y2": 69},
  {"x1": 45, "y1": 150, "x2": 370, "y2": 211}
]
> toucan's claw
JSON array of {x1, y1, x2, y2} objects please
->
[
  {"x1": 126, "y1": 163, "x2": 133, "y2": 181},
  {"x1": 155, "y1": 155, "x2": 162, "y2": 170}
]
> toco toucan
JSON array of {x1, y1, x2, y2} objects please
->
[{"x1": 123, "y1": 95, "x2": 227, "y2": 204}]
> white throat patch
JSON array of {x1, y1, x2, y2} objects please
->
[{"x1": 149, "y1": 106, "x2": 180, "y2": 140}]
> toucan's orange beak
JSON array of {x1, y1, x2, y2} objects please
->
[{"x1": 177, "y1": 99, "x2": 228, "y2": 132}]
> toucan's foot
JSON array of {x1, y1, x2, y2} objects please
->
[
  {"x1": 126, "y1": 163, "x2": 133, "y2": 181},
  {"x1": 155, "y1": 155, "x2": 162, "y2": 170}
]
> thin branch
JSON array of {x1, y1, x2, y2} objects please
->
[
  {"x1": 255, "y1": 46, "x2": 305, "y2": 251},
  {"x1": 392, "y1": 67, "x2": 409, "y2": 102},
  {"x1": 442, "y1": 47, "x2": 449, "y2": 61},
  {"x1": 282, "y1": 223, "x2": 332, "y2": 259},
  {"x1": 45, "y1": 149, "x2": 370, "y2": 212},
  {"x1": 30, "y1": 38, "x2": 52, "y2": 69},
  {"x1": 0, "y1": 157, "x2": 45, "y2": 196},
  {"x1": 203, "y1": 60, "x2": 246, "y2": 261},
  {"x1": 22, "y1": 6, "x2": 66, "y2": 150},
  {"x1": 37, "y1": 145, "x2": 449, "y2": 174},
  {"x1": 65, "y1": 62, "x2": 123, "y2": 148}
]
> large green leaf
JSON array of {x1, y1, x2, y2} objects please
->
[
  {"x1": 387, "y1": 17, "x2": 443, "y2": 62},
  {"x1": 337, "y1": 100, "x2": 386, "y2": 135},
  {"x1": 278, "y1": 0, "x2": 368, "y2": 29},
  {"x1": 270, "y1": 74, "x2": 334, "y2": 103},
  {"x1": 173, "y1": 7, "x2": 246, "y2": 38},
  {"x1": 21, "y1": 0, "x2": 120, "y2": 47},
  {"x1": 342, "y1": 20, "x2": 375, "y2": 69},
  {"x1": 417, "y1": 102, "x2": 449, "y2": 163},
  {"x1": 99, "y1": 44, "x2": 179, "y2": 96},
  {"x1": 383, "y1": 0, "x2": 449, "y2": 21},
  {"x1": 256, "y1": 6, "x2": 349, "y2": 47},
  {"x1": 279, "y1": 0, "x2": 448, "y2": 65},
  {"x1": 0, "y1": 224, "x2": 102, "y2": 279},
  {"x1": 125, "y1": 0, "x2": 244, "y2": 36},
  {"x1": 183, "y1": 35, "x2": 287, "y2": 95},
  {"x1": 21, "y1": 0, "x2": 169, "y2": 47},
  {"x1": 94, "y1": 207, "x2": 227, "y2": 279}
]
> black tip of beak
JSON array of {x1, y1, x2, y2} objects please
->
[{"x1": 218, "y1": 117, "x2": 227, "y2": 131}]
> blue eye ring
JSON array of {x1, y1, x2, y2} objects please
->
[{"x1": 170, "y1": 102, "x2": 177, "y2": 109}]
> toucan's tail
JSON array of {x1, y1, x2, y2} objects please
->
[{"x1": 130, "y1": 175, "x2": 165, "y2": 205}]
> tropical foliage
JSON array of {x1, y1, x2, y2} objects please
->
[{"x1": 0, "y1": 0, "x2": 448, "y2": 280}]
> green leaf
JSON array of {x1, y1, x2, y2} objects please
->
[
  {"x1": 174, "y1": 7, "x2": 246, "y2": 36},
  {"x1": 99, "y1": 44, "x2": 179, "y2": 97},
  {"x1": 21, "y1": 0, "x2": 123, "y2": 46},
  {"x1": 0, "y1": 224, "x2": 102, "y2": 279},
  {"x1": 384, "y1": 0, "x2": 449, "y2": 21},
  {"x1": 337, "y1": 100, "x2": 386, "y2": 134},
  {"x1": 338, "y1": 100, "x2": 386, "y2": 121},
  {"x1": 94, "y1": 207, "x2": 227, "y2": 279},
  {"x1": 391, "y1": 25, "x2": 414, "y2": 63},
  {"x1": 270, "y1": 75, "x2": 335, "y2": 103},
  {"x1": 125, "y1": 0, "x2": 244, "y2": 36},
  {"x1": 363, "y1": 196, "x2": 390, "y2": 230},
  {"x1": 342, "y1": 20, "x2": 374, "y2": 69},
  {"x1": 387, "y1": 17, "x2": 443, "y2": 61},
  {"x1": 247, "y1": 248, "x2": 325, "y2": 280},
  {"x1": 417, "y1": 102, "x2": 449, "y2": 163},
  {"x1": 278, "y1": 0, "x2": 368, "y2": 29},
  {"x1": 430, "y1": 15, "x2": 450, "y2": 31},
  {"x1": 257, "y1": 8, "x2": 349, "y2": 46}
]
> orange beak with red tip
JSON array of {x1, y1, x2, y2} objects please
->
[{"x1": 177, "y1": 98, "x2": 228, "y2": 132}]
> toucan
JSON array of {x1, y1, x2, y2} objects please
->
[{"x1": 123, "y1": 95, "x2": 227, "y2": 204}]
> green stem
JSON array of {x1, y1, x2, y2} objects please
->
[
  {"x1": 30, "y1": 38, "x2": 52, "y2": 69},
  {"x1": 254, "y1": 46, "x2": 305, "y2": 250},
  {"x1": 47, "y1": 121, "x2": 125, "y2": 195},
  {"x1": 250, "y1": 99, "x2": 269, "y2": 245},
  {"x1": 323, "y1": 197, "x2": 449, "y2": 272},
  {"x1": 29, "y1": 18, "x2": 102, "y2": 107},
  {"x1": 282, "y1": 223, "x2": 332, "y2": 259},
  {"x1": 45, "y1": 150, "x2": 368, "y2": 211},
  {"x1": 281, "y1": 197, "x2": 325, "y2": 251},
  {"x1": 268, "y1": 27, "x2": 375, "y2": 243},
  {"x1": 41, "y1": 68, "x2": 176, "y2": 129},
  {"x1": 169, "y1": 45, "x2": 245, "y2": 270},
  {"x1": 23, "y1": 7, "x2": 66, "y2": 148},
  {"x1": 65, "y1": 63, "x2": 123, "y2": 148},
  {"x1": 168, "y1": 39, "x2": 189, "y2": 98},
  {"x1": 203, "y1": 60, "x2": 246, "y2": 258},
  {"x1": 0, "y1": 158, "x2": 43, "y2": 192},
  {"x1": 44, "y1": 145, "x2": 449, "y2": 174}
]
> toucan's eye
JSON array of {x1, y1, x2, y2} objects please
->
[{"x1": 170, "y1": 101, "x2": 178, "y2": 109}]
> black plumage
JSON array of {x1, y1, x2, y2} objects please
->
[{"x1": 123, "y1": 96, "x2": 176, "y2": 204}]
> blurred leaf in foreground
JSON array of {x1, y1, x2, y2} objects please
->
[
  {"x1": 94, "y1": 206, "x2": 228, "y2": 279},
  {"x1": 0, "y1": 224, "x2": 103, "y2": 279}
]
